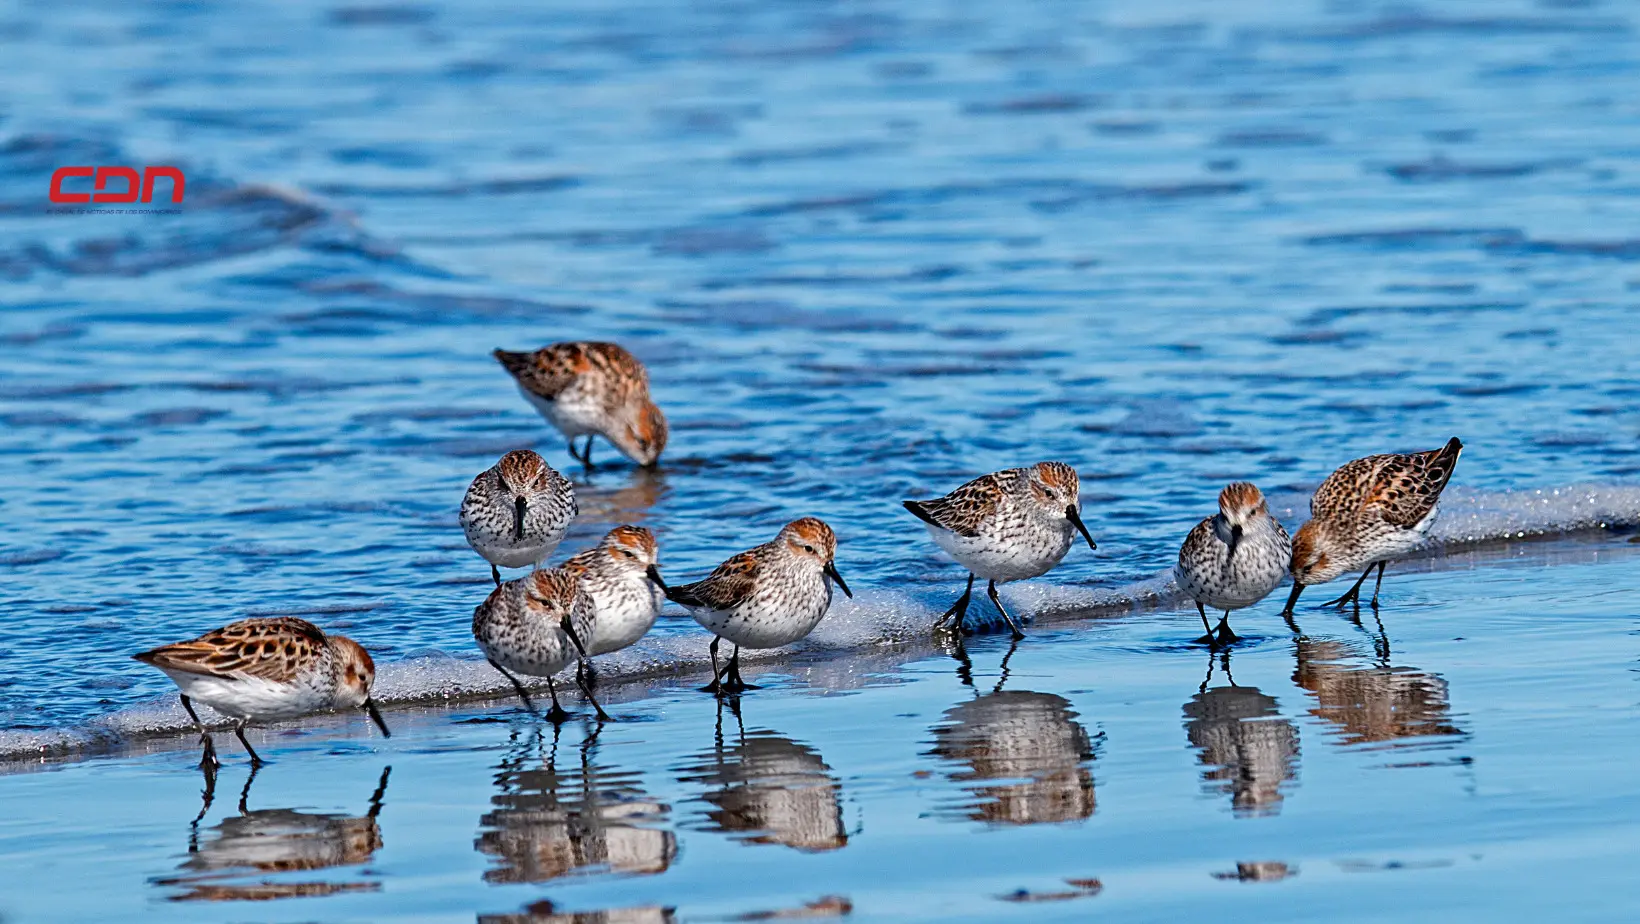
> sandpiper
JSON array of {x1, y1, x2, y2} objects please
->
[
  {"x1": 133, "y1": 617, "x2": 390, "y2": 769},
  {"x1": 461, "y1": 449, "x2": 577, "y2": 587},
  {"x1": 665, "y1": 518, "x2": 851, "y2": 694},
  {"x1": 1175, "y1": 482, "x2": 1292, "y2": 645},
  {"x1": 903, "y1": 461, "x2": 1096, "y2": 638},
  {"x1": 1282, "y1": 437, "x2": 1464, "y2": 616},
  {"x1": 473, "y1": 568, "x2": 609, "y2": 722},
  {"x1": 493, "y1": 341, "x2": 668, "y2": 468},
  {"x1": 560, "y1": 525, "x2": 668, "y2": 685}
]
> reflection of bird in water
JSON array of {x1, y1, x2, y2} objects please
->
[
  {"x1": 1182, "y1": 652, "x2": 1299, "y2": 816},
  {"x1": 477, "y1": 725, "x2": 675, "y2": 884},
  {"x1": 154, "y1": 766, "x2": 389, "y2": 902},
  {"x1": 674, "y1": 702, "x2": 848, "y2": 851},
  {"x1": 573, "y1": 467, "x2": 669, "y2": 524},
  {"x1": 1293, "y1": 637, "x2": 1465, "y2": 745},
  {"x1": 479, "y1": 898, "x2": 677, "y2": 924},
  {"x1": 928, "y1": 639, "x2": 1100, "y2": 825}
]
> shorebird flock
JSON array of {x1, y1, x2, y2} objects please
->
[{"x1": 133, "y1": 339, "x2": 1464, "y2": 770}]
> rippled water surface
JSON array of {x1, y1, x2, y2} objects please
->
[{"x1": 2, "y1": 0, "x2": 1640, "y2": 919}]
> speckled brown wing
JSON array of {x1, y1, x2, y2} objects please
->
[
  {"x1": 494, "y1": 341, "x2": 649, "y2": 402},
  {"x1": 1309, "y1": 454, "x2": 1382, "y2": 520},
  {"x1": 1311, "y1": 438, "x2": 1463, "y2": 527},
  {"x1": 134, "y1": 617, "x2": 327, "y2": 681},
  {"x1": 493, "y1": 343, "x2": 590, "y2": 401},
  {"x1": 1362, "y1": 438, "x2": 1463, "y2": 528},
  {"x1": 666, "y1": 548, "x2": 762, "y2": 611},
  {"x1": 904, "y1": 470, "x2": 1017, "y2": 538}
]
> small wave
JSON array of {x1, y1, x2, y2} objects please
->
[{"x1": 4, "y1": 483, "x2": 1637, "y2": 766}]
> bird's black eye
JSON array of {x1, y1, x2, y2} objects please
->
[{"x1": 619, "y1": 549, "x2": 636, "y2": 559}]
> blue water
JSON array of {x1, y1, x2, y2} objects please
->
[{"x1": 3, "y1": 0, "x2": 1640, "y2": 919}]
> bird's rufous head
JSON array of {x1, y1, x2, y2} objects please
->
[
  {"x1": 779, "y1": 517, "x2": 851, "y2": 597},
  {"x1": 327, "y1": 635, "x2": 376, "y2": 709},
  {"x1": 1289, "y1": 520, "x2": 1345, "y2": 585},
  {"x1": 1217, "y1": 482, "x2": 1268, "y2": 527},
  {"x1": 496, "y1": 449, "x2": 556, "y2": 494},
  {"x1": 1026, "y1": 461, "x2": 1096, "y2": 551},
  {"x1": 613, "y1": 401, "x2": 668, "y2": 467}
]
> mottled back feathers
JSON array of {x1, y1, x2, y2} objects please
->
[
  {"x1": 904, "y1": 470, "x2": 1016, "y2": 538},
  {"x1": 493, "y1": 342, "x2": 649, "y2": 406},
  {"x1": 1312, "y1": 437, "x2": 1463, "y2": 528},
  {"x1": 666, "y1": 549, "x2": 761, "y2": 611},
  {"x1": 134, "y1": 617, "x2": 328, "y2": 682}
]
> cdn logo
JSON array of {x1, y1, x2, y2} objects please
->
[{"x1": 49, "y1": 166, "x2": 185, "y2": 204}]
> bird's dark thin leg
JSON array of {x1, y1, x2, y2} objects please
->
[
  {"x1": 722, "y1": 645, "x2": 744, "y2": 693},
  {"x1": 233, "y1": 723, "x2": 264, "y2": 768},
  {"x1": 544, "y1": 676, "x2": 572, "y2": 724},
  {"x1": 180, "y1": 695, "x2": 219, "y2": 771},
  {"x1": 986, "y1": 580, "x2": 1026, "y2": 639},
  {"x1": 579, "y1": 435, "x2": 596, "y2": 471},
  {"x1": 491, "y1": 563, "x2": 502, "y2": 588},
  {"x1": 1321, "y1": 567, "x2": 1373, "y2": 609},
  {"x1": 1214, "y1": 611, "x2": 1240, "y2": 644},
  {"x1": 1369, "y1": 561, "x2": 1388, "y2": 608},
  {"x1": 566, "y1": 438, "x2": 583, "y2": 465},
  {"x1": 576, "y1": 669, "x2": 611, "y2": 722},
  {"x1": 934, "y1": 573, "x2": 975, "y2": 633},
  {"x1": 489, "y1": 659, "x2": 538, "y2": 714},
  {"x1": 723, "y1": 645, "x2": 759, "y2": 693},
  {"x1": 701, "y1": 636, "x2": 725, "y2": 693},
  {"x1": 577, "y1": 659, "x2": 600, "y2": 693},
  {"x1": 1194, "y1": 601, "x2": 1218, "y2": 645}
]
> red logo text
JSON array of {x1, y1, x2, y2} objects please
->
[{"x1": 49, "y1": 166, "x2": 186, "y2": 204}]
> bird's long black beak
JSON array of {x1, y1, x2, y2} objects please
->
[
  {"x1": 825, "y1": 561, "x2": 853, "y2": 599},
  {"x1": 513, "y1": 496, "x2": 528, "y2": 542},
  {"x1": 1226, "y1": 524, "x2": 1243, "y2": 563},
  {"x1": 1280, "y1": 580, "x2": 1305, "y2": 617},
  {"x1": 646, "y1": 564, "x2": 668, "y2": 591},
  {"x1": 560, "y1": 615, "x2": 589, "y2": 658},
  {"x1": 1066, "y1": 506, "x2": 1097, "y2": 551},
  {"x1": 364, "y1": 698, "x2": 391, "y2": 738}
]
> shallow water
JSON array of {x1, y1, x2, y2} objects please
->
[{"x1": 3, "y1": 0, "x2": 1640, "y2": 919}]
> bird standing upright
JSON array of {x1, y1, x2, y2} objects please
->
[
  {"x1": 472, "y1": 568, "x2": 609, "y2": 722},
  {"x1": 560, "y1": 525, "x2": 668, "y2": 688},
  {"x1": 460, "y1": 449, "x2": 577, "y2": 587},
  {"x1": 1175, "y1": 482, "x2": 1291, "y2": 645},
  {"x1": 903, "y1": 461, "x2": 1096, "y2": 638},
  {"x1": 666, "y1": 518, "x2": 850, "y2": 695}
]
